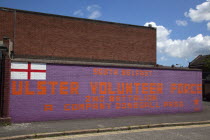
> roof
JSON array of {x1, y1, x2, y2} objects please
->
[{"x1": 189, "y1": 55, "x2": 210, "y2": 67}]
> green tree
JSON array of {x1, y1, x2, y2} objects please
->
[{"x1": 203, "y1": 57, "x2": 210, "y2": 72}]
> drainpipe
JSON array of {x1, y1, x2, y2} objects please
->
[{"x1": 0, "y1": 37, "x2": 10, "y2": 118}]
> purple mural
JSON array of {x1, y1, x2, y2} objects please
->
[{"x1": 10, "y1": 62, "x2": 202, "y2": 122}]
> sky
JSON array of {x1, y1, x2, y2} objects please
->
[{"x1": 0, "y1": 0, "x2": 210, "y2": 67}]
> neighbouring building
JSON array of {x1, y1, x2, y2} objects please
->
[
  {"x1": 189, "y1": 55, "x2": 210, "y2": 100},
  {"x1": 0, "y1": 7, "x2": 202, "y2": 123}
]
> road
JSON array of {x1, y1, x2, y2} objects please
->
[{"x1": 30, "y1": 124, "x2": 210, "y2": 140}]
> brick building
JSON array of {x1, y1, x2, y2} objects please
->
[
  {"x1": 0, "y1": 7, "x2": 202, "y2": 123},
  {"x1": 0, "y1": 7, "x2": 156, "y2": 65}
]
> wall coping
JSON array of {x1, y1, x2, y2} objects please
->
[{"x1": 11, "y1": 58, "x2": 201, "y2": 72}]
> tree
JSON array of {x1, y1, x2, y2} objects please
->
[{"x1": 203, "y1": 57, "x2": 210, "y2": 72}]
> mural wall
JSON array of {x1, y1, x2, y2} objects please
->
[{"x1": 10, "y1": 62, "x2": 202, "y2": 122}]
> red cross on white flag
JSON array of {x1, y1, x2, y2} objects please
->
[{"x1": 11, "y1": 62, "x2": 46, "y2": 80}]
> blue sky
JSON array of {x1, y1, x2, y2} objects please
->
[{"x1": 1, "y1": 0, "x2": 210, "y2": 67}]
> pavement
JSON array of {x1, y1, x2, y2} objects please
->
[{"x1": 0, "y1": 101, "x2": 210, "y2": 140}]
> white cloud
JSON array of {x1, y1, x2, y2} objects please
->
[
  {"x1": 144, "y1": 22, "x2": 210, "y2": 59},
  {"x1": 87, "y1": 10, "x2": 101, "y2": 19},
  {"x1": 145, "y1": 22, "x2": 171, "y2": 50},
  {"x1": 185, "y1": 0, "x2": 210, "y2": 22},
  {"x1": 73, "y1": 4, "x2": 102, "y2": 19},
  {"x1": 207, "y1": 22, "x2": 210, "y2": 30},
  {"x1": 176, "y1": 20, "x2": 188, "y2": 26},
  {"x1": 160, "y1": 56, "x2": 167, "y2": 61},
  {"x1": 87, "y1": 5, "x2": 101, "y2": 12},
  {"x1": 73, "y1": 10, "x2": 84, "y2": 17},
  {"x1": 185, "y1": 0, "x2": 210, "y2": 31},
  {"x1": 87, "y1": 5, "x2": 102, "y2": 19}
]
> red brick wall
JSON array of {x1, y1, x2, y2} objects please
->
[
  {"x1": 0, "y1": 8, "x2": 156, "y2": 64},
  {"x1": 0, "y1": 10, "x2": 14, "y2": 41}
]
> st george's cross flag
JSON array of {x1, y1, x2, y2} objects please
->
[{"x1": 11, "y1": 62, "x2": 46, "y2": 80}]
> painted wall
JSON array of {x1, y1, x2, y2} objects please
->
[{"x1": 10, "y1": 62, "x2": 202, "y2": 122}]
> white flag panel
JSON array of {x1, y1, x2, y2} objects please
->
[
  {"x1": 11, "y1": 62, "x2": 28, "y2": 69},
  {"x1": 31, "y1": 63, "x2": 46, "y2": 70},
  {"x1": 31, "y1": 72, "x2": 46, "y2": 80},
  {"x1": 11, "y1": 72, "x2": 28, "y2": 80}
]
